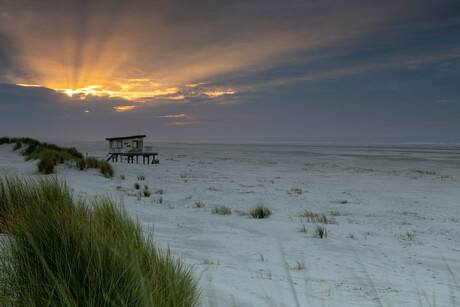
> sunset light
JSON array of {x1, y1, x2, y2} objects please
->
[
  {"x1": 203, "y1": 90, "x2": 236, "y2": 97},
  {"x1": 1, "y1": 2, "x2": 460, "y2": 306},
  {"x1": 113, "y1": 106, "x2": 136, "y2": 112}
]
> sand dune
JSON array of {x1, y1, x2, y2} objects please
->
[{"x1": 1, "y1": 142, "x2": 459, "y2": 306}]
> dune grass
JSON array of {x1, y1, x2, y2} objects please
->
[
  {"x1": 0, "y1": 176, "x2": 200, "y2": 306},
  {"x1": 249, "y1": 205, "x2": 272, "y2": 219},
  {"x1": 300, "y1": 210, "x2": 337, "y2": 224},
  {"x1": 0, "y1": 136, "x2": 113, "y2": 177},
  {"x1": 211, "y1": 205, "x2": 232, "y2": 215}
]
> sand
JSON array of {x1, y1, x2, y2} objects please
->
[{"x1": 1, "y1": 142, "x2": 459, "y2": 306}]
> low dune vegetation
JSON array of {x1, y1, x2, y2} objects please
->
[
  {"x1": 0, "y1": 137, "x2": 113, "y2": 177},
  {"x1": 0, "y1": 175, "x2": 200, "y2": 306}
]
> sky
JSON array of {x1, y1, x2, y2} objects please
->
[{"x1": 0, "y1": 0, "x2": 460, "y2": 143}]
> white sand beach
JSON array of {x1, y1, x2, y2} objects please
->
[{"x1": 1, "y1": 142, "x2": 459, "y2": 306}]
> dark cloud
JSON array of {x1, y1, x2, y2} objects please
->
[{"x1": 1, "y1": 0, "x2": 460, "y2": 141}]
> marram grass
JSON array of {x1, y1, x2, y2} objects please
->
[
  {"x1": 0, "y1": 176, "x2": 200, "y2": 306},
  {"x1": 0, "y1": 136, "x2": 113, "y2": 177}
]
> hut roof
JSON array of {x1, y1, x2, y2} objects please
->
[{"x1": 105, "y1": 135, "x2": 146, "y2": 141}]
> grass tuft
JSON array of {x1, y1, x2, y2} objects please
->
[
  {"x1": 211, "y1": 205, "x2": 232, "y2": 215},
  {"x1": 194, "y1": 201, "x2": 205, "y2": 208},
  {"x1": 314, "y1": 225, "x2": 328, "y2": 238},
  {"x1": 299, "y1": 224, "x2": 307, "y2": 233},
  {"x1": 300, "y1": 210, "x2": 337, "y2": 224},
  {"x1": 249, "y1": 205, "x2": 272, "y2": 219},
  {"x1": 287, "y1": 188, "x2": 303, "y2": 195},
  {"x1": 0, "y1": 175, "x2": 201, "y2": 306}
]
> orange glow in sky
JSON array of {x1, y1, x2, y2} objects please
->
[
  {"x1": 203, "y1": 90, "x2": 236, "y2": 97},
  {"x1": 53, "y1": 85, "x2": 180, "y2": 101},
  {"x1": 4, "y1": 1, "x2": 242, "y2": 106},
  {"x1": 113, "y1": 106, "x2": 136, "y2": 112},
  {"x1": 158, "y1": 114, "x2": 187, "y2": 118}
]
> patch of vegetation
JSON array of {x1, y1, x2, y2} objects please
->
[
  {"x1": 298, "y1": 224, "x2": 307, "y2": 233},
  {"x1": 314, "y1": 225, "x2": 328, "y2": 238},
  {"x1": 299, "y1": 210, "x2": 337, "y2": 224},
  {"x1": 399, "y1": 231, "x2": 418, "y2": 245},
  {"x1": 249, "y1": 205, "x2": 272, "y2": 219},
  {"x1": 134, "y1": 183, "x2": 141, "y2": 190},
  {"x1": 331, "y1": 199, "x2": 349, "y2": 204},
  {"x1": 120, "y1": 175, "x2": 125, "y2": 180},
  {"x1": 211, "y1": 205, "x2": 232, "y2": 215},
  {"x1": 291, "y1": 261, "x2": 306, "y2": 271},
  {"x1": 0, "y1": 176, "x2": 201, "y2": 305},
  {"x1": 329, "y1": 210, "x2": 351, "y2": 216},
  {"x1": 13, "y1": 141, "x2": 22, "y2": 151},
  {"x1": 155, "y1": 189, "x2": 164, "y2": 195},
  {"x1": 98, "y1": 160, "x2": 114, "y2": 177},
  {"x1": 287, "y1": 188, "x2": 303, "y2": 195},
  {"x1": 234, "y1": 209, "x2": 248, "y2": 216},
  {"x1": 86, "y1": 157, "x2": 114, "y2": 178},
  {"x1": 412, "y1": 169, "x2": 437, "y2": 175},
  {"x1": 37, "y1": 157, "x2": 55, "y2": 174},
  {"x1": 194, "y1": 201, "x2": 205, "y2": 208},
  {"x1": 0, "y1": 137, "x2": 113, "y2": 177},
  {"x1": 143, "y1": 190, "x2": 151, "y2": 197},
  {"x1": 138, "y1": 175, "x2": 145, "y2": 181}
]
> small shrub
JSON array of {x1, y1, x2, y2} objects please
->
[
  {"x1": 120, "y1": 175, "x2": 125, "y2": 180},
  {"x1": 134, "y1": 183, "x2": 141, "y2": 190},
  {"x1": 249, "y1": 205, "x2": 272, "y2": 219},
  {"x1": 144, "y1": 184, "x2": 149, "y2": 190},
  {"x1": 37, "y1": 158, "x2": 55, "y2": 174},
  {"x1": 138, "y1": 175, "x2": 145, "y2": 181},
  {"x1": 211, "y1": 206, "x2": 232, "y2": 215},
  {"x1": 155, "y1": 189, "x2": 164, "y2": 195},
  {"x1": 158, "y1": 196, "x2": 163, "y2": 204},
  {"x1": 314, "y1": 225, "x2": 328, "y2": 238},
  {"x1": 143, "y1": 190, "x2": 151, "y2": 197}
]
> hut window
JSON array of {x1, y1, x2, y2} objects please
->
[
  {"x1": 133, "y1": 141, "x2": 138, "y2": 148},
  {"x1": 117, "y1": 141, "x2": 122, "y2": 149}
]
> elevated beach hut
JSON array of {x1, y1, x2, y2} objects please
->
[
  {"x1": 105, "y1": 135, "x2": 158, "y2": 164},
  {"x1": 106, "y1": 135, "x2": 146, "y2": 154}
]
